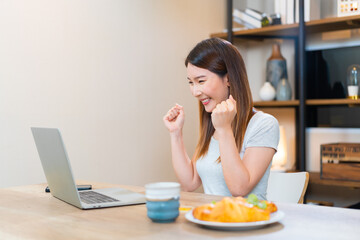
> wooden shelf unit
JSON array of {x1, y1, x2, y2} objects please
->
[
  {"x1": 211, "y1": 15, "x2": 360, "y2": 39},
  {"x1": 254, "y1": 99, "x2": 360, "y2": 108},
  {"x1": 254, "y1": 100, "x2": 299, "y2": 108},
  {"x1": 306, "y1": 98, "x2": 360, "y2": 106},
  {"x1": 219, "y1": 0, "x2": 360, "y2": 188},
  {"x1": 211, "y1": 23, "x2": 298, "y2": 38},
  {"x1": 306, "y1": 15, "x2": 360, "y2": 34}
]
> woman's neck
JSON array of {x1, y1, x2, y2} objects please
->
[{"x1": 213, "y1": 131, "x2": 219, "y2": 141}]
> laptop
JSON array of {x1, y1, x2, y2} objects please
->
[{"x1": 31, "y1": 127, "x2": 146, "y2": 209}]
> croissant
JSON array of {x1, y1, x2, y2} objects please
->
[{"x1": 193, "y1": 196, "x2": 277, "y2": 223}]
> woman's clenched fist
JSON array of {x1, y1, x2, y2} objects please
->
[
  {"x1": 211, "y1": 95, "x2": 237, "y2": 131},
  {"x1": 163, "y1": 104, "x2": 185, "y2": 134}
]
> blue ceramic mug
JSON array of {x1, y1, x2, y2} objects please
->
[{"x1": 145, "y1": 182, "x2": 180, "y2": 223}]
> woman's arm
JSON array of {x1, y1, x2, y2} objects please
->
[
  {"x1": 211, "y1": 96, "x2": 276, "y2": 196},
  {"x1": 163, "y1": 104, "x2": 202, "y2": 191},
  {"x1": 169, "y1": 131, "x2": 202, "y2": 191},
  {"x1": 216, "y1": 128, "x2": 275, "y2": 196}
]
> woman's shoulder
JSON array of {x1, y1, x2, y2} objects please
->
[
  {"x1": 245, "y1": 110, "x2": 279, "y2": 137},
  {"x1": 249, "y1": 110, "x2": 279, "y2": 127},
  {"x1": 244, "y1": 110, "x2": 280, "y2": 148}
]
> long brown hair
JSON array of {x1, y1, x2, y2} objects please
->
[{"x1": 185, "y1": 38, "x2": 254, "y2": 162}]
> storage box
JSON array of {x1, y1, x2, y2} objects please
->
[
  {"x1": 338, "y1": 0, "x2": 360, "y2": 17},
  {"x1": 321, "y1": 143, "x2": 360, "y2": 181}
]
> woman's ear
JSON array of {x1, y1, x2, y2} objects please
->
[{"x1": 224, "y1": 74, "x2": 230, "y2": 87}]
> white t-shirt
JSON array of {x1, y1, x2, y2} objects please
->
[{"x1": 195, "y1": 111, "x2": 279, "y2": 200}]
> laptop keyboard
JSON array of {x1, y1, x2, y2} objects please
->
[{"x1": 79, "y1": 191, "x2": 120, "y2": 204}]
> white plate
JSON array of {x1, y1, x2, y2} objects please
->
[{"x1": 185, "y1": 210, "x2": 285, "y2": 231}]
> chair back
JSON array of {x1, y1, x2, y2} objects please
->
[{"x1": 267, "y1": 172, "x2": 309, "y2": 204}]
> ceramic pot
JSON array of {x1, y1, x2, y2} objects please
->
[
  {"x1": 276, "y1": 78, "x2": 292, "y2": 101},
  {"x1": 259, "y1": 82, "x2": 276, "y2": 101},
  {"x1": 266, "y1": 44, "x2": 288, "y2": 89}
]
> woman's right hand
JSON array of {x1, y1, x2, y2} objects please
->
[{"x1": 163, "y1": 104, "x2": 185, "y2": 134}]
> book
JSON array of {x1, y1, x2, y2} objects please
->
[
  {"x1": 233, "y1": 16, "x2": 257, "y2": 29},
  {"x1": 245, "y1": 8, "x2": 265, "y2": 21},
  {"x1": 287, "y1": 0, "x2": 295, "y2": 24},
  {"x1": 245, "y1": 8, "x2": 270, "y2": 26},
  {"x1": 233, "y1": 9, "x2": 262, "y2": 28}
]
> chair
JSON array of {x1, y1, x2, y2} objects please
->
[{"x1": 267, "y1": 172, "x2": 309, "y2": 204}]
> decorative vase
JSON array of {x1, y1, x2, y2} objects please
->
[
  {"x1": 259, "y1": 82, "x2": 276, "y2": 101},
  {"x1": 276, "y1": 78, "x2": 292, "y2": 101},
  {"x1": 266, "y1": 43, "x2": 288, "y2": 89}
]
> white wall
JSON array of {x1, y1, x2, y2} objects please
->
[{"x1": 0, "y1": 0, "x2": 226, "y2": 188}]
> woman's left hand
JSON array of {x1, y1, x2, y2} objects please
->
[{"x1": 211, "y1": 95, "x2": 237, "y2": 132}]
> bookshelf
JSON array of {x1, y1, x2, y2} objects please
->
[
  {"x1": 212, "y1": 15, "x2": 360, "y2": 39},
  {"x1": 211, "y1": 23, "x2": 298, "y2": 38},
  {"x1": 215, "y1": 0, "x2": 360, "y2": 188},
  {"x1": 254, "y1": 100, "x2": 299, "y2": 108},
  {"x1": 306, "y1": 98, "x2": 360, "y2": 106},
  {"x1": 254, "y1": 98, "x2": 360, "y2": 108}
]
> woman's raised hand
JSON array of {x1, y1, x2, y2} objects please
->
[
  {"x1": 211, "y1": 95, "x2": 237, "y2": 132},
  {"x1": 163, "y1": 104, "x2": 185, "y2": 134}
]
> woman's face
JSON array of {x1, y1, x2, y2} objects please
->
[{"x1": 187, "y1": 63, "x2": 230, "y2": 113}]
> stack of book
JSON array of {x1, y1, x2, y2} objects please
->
[
  {"x1": 233, "y1": 8, "x2": 270, "y2": 29},
  {"x1": 274, "y1": 0, "x2": 321, "y2": 24}
]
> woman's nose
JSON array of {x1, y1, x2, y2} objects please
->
[{"x1": 191, "y1": 85, "x2": 201, "y2": 97}]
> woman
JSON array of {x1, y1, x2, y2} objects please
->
[{"x1": 163, "y1": 38, "x2": 279, "y2": 200}]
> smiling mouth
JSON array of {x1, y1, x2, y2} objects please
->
[{"x1": 200, "y1": 98, "x2": 210, "y2": 105}]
